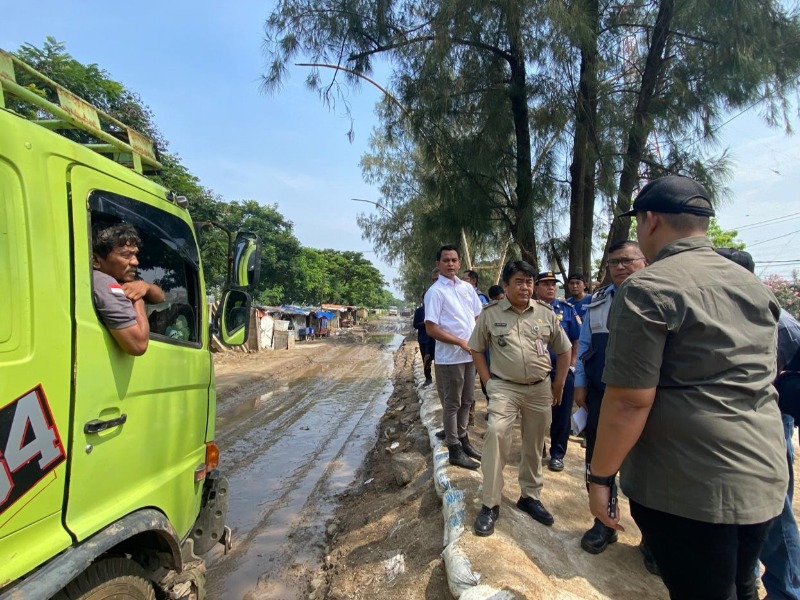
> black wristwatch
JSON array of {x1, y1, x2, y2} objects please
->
[{"x1": 586, "y1": 466, "x2": 616, "y2": 487}]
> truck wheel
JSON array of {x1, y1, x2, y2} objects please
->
[{"x1": 53, "y1": 558, "x2": 156, "y2": 600}]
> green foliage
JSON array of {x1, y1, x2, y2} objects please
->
[
  {"x1": 707, "y1": 219, "x2": 746, "y2": 250},
  {"x1": 289, "y1": 248, "x2": 388, "y2": 307},
  {"x1": 764, "y1": 273, "x2": 800, "y2": 320}
]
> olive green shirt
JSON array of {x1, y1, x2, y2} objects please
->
[
  {"x1": 604, "y1": 236, "x2": 787, "y2": 524},
  {"x1": 469, "y1": 298, "x2": 571, "y2": 384}
]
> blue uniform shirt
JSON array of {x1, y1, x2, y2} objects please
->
[
  {"x1": 569, "y1": 295, "x2": 592, "y2": 321},
  {"x1": 548, "y1": 298, "x2": 580, "y2": 368}
]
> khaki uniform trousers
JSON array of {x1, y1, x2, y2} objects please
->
[{"x1": 481, "y1": 377, "x2": 552, "y2": 508}]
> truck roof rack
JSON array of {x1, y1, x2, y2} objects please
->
[{"x1": 0, "y1": 48, "x2": 162, "y2": 174}]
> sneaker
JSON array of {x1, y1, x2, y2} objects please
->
[
  {"x1": 474, "y1": 505, "x2": 500, "y2": 537},
  {"x1": 516, "y1": 496, "x2": 554, "y2": 526}
]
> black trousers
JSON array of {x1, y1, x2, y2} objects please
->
[
  {"x1": 548, "y1": 369, "x2": 574, "y2": 459},
  {"x1": 630, "y1": 500, "x2": 773, "y2": 600},
  {"x1": 583, "y1": 384, "x2": 604, "y2": 465}
]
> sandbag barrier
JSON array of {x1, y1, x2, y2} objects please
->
[{"x1": 413, "y1": 353, "x2": 515, "y2": 600}]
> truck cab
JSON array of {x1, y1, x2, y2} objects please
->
[{"x1": 0, "y1": 49, "x2": 258, "y2": 599}]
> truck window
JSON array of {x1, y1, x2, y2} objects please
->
[{"x1": 88, "y1": 190, "x2": 202, "y2": 346}]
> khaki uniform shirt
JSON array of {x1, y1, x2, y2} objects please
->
[
  {"x1": 469, "y1": 298, "x2": 571, "y2": 384},
  {"x1": 604, "y1": 236, "x2": 787, "y2": 524}
]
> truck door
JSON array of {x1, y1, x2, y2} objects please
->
[
  {"x1": 66, "y1": 166, "x2": 211, "y2": 541},
  {"x1": 0, "y1": 150, "x2": 72, "y2": 585}
]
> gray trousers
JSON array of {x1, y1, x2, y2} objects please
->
[{"x1": 435, "y1": 362, "x2": 476, "y2": 445}]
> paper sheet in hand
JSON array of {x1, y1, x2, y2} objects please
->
[{"x1": 571, "y1": 406, "x2": 588, "y2": 435}]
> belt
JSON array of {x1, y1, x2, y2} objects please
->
[{"x1": 490, "y1": 373, "x2": 547, "y2": 386}]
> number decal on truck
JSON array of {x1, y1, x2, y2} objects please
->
[{"x1": 0, "y1": 386, "x2": 66, "y2": 515}]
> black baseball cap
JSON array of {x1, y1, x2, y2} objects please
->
[
  {"x1": 715, "y1": 248, "x2": 755, "y2": 273},
  {"x1": 566, "y1": 273, "x2": 586, "y2": 283},
  {"x1": 535, "y1": 271, "x2": 559, "y2": 284},
  {"x1": 620, "y1": 175, "x2": 715, "y2": 218}
]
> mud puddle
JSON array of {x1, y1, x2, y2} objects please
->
[{"x1": 205, "y1": 331, "x2": 405, "y2": 599}]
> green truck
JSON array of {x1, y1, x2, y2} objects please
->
[{"x1": 0, "y1": 49, "x2": 258, "y2": 599}]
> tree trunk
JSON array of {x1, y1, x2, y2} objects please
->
[
  {"x1": 506, "y1": 2, "x2": 538, "y2": 270},
  {"x1": 568, "y1": 0, "x2": 599, "y2": 280},
  {"x1": 598, "y1": 0, "x2": 674, "y2": 283}
]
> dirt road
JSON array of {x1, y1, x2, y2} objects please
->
[{"x1": 204, "y1": 322, "x2": 406, "y2": 599}]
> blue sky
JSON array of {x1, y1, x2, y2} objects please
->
[{"x1": 4, "y1": 0, "x2": 800, "y2": 292}]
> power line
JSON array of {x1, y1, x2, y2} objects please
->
[
  {"x1": 748, "y1": 229, "x2": 800, "y2": 247},
  {"x1": 730, "y1": 212, "x2": 800, "y2": 231}
]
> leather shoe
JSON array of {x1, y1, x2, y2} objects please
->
[
  {"x1": 435, "y1": 430, "x2": 446, "y2": 440},
  {"x1": 580, "y1": 518, "x2": 618, "y2": 554},
  {"x1": 516, "y1": 496, "x2": 554, "y2": 526},
  {"x1": 548, "y1": 457, "x2": 564, "y2": 472},
  {"x1": 448, "y1": 444, "x2": 480, "y2": 470},
  {"x1": 474, "y1": 505, "x2": 499, "y2": 537},
  {"x1": 460, "y1": 435, "x2": 482, "y2": 460}
]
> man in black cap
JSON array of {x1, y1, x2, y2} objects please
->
[{"x1": 588, "y1": 175, "x2": 787, "y2": 598}]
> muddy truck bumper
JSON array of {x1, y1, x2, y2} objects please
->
[{"x1": 188, "y1": 470, "x2": 231, "y2": 555}]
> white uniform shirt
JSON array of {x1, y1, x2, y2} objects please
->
[{"x1": 424, "y1": 276, "x2": 482, "y2": 364}]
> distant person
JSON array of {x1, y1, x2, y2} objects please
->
[
  {"x1": 465, "y1": 270, "x2": 489, "y2": 304},
  {"x1": 566, "y1": 273, "x2": 591, "y2": 320},
  {"x1": 534, "y1": 271, "x2": 580, "y2": 472},
  {"x1": 470, "y1": 260, "x2": 571, "y2": 535},
  {"x1": 413, "y1": 294, "x2": 434, "y2": 386},
  {"x1": 488, "y1": 285, "x2": 505, "y2": 301},
  {"x1": 589, "y1": 175, "x2": 787, "y2": 599},
  {"x1": 425, "y1": 246, "x2": 483, "y2": 470},
  {"x1": 716, "y1": 247, "x2": 800, "y2": 600},
  {"x1": 92, "y1": 223, "x2": 164, "y2": 355},
  {"x1": 574, "y1": 241, "x2": 648, "y2": 557}
]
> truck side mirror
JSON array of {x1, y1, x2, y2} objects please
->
[
  {"x1": 217, "y1": 289, "x2": 252, "y2": 346},
  {"x1": 232, "y1": 233, "x2": 261, "y2": 290}
]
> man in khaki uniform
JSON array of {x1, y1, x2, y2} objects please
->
[
  {"x1": 469, "y1": 260, "x2": 571, "y2": 536},
  {"x1": 589, "y1": 175, "x2": 787, "y2": 599}
]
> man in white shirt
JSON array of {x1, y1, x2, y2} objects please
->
[{"x1": 425, "y1": 245, "x2": 484, "y2": 469}]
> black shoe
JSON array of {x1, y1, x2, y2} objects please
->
[
  {"x1": 435, "y1": 430, "x2": 446, "y2": 440},
  {"x1": 580, "y1": 518, "x2": 618, "y2": 554},
  {"x1": 639, "y1": 541, "x2": 661, "y2": 576},
  {"x1": 448, "y1": 444, "x2": 480, "y2": 470},
  {"x1": 548, "y1": 457, "x2": 564, "y2": 472},
  {"x1": 423, "y1": 379, "x2": 432, "y2": 387},
  {"x1": 460, "y1": 434, "x2": 482, "y2": 460},
  {"x1": 474, "y1": 505, "x2": 499, "y2": 537},
  {"x1": 516, "y1": 496, "x2": 554, "y2": 526}
]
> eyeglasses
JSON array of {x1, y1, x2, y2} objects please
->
[{"x1": 607, "y1": 257, "x2": 644, "y2": 268}]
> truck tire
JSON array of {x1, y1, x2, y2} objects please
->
[{"x1": 52, "y1": 558, "x2": 156, "y2": 600}]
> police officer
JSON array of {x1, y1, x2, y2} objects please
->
[
  {"x1": 534, "y1": 271, "x2": 581, "y2": 472},
  {"x1": 469, "y1": 260, "x2": 571, "y2": 536}
]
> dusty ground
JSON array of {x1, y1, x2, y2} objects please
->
[
  {"x1": 317, "y1": 338, "x2": 800, "y2": 600},
  {"x1": 209, "y1": 324, "x2": 800, "y2": 599}
]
